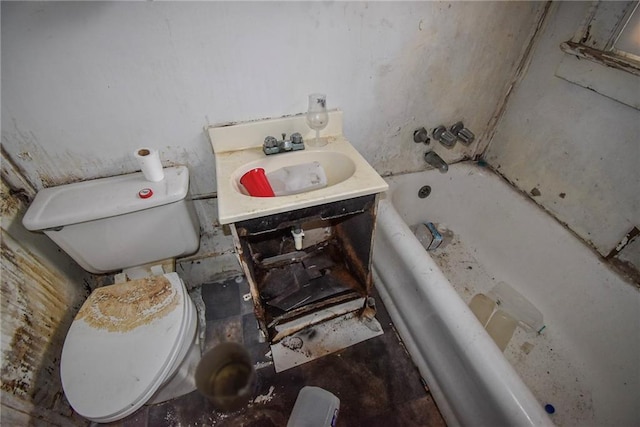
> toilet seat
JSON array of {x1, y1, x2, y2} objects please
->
[{"x1": 60, "y1": 273, "x2": 196, "y2": 422}]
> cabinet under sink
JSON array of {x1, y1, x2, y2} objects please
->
[
  {"x1": 230, "y1": 194, "x2": 377, "y2": 342},
  {"x1": 207, "y1": 111, "x2": 388, "y2": 368}
]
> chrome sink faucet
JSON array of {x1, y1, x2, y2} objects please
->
[{"x1": 263, "y1": 132, "x2": 304, "y2": 155}]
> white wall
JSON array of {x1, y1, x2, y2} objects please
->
[
  {"x1": 2, "y1": 1, "x2": 544, "y2": 198},
  {"x1": 485, "y1": 2, "x2": 640, "y2": 268}
]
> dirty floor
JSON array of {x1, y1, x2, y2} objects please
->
[{"x1": 99, "y1": 269, "x2": 446, "y2": 427}]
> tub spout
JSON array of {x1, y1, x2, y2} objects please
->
[{"x1": 425, "y1": 151, "x2": 448, "y2": 173}]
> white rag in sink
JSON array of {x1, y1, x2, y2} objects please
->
[{"x1": 266, "y1": 161, "x2": 328, "y2": 196}]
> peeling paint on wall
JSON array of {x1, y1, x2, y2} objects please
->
[
  {"x1": 485, "y1": 2, "x2": 640, "y2": 284},
  {"x1": 1, "y1": 168, "x2": 98, "y2": 424},
  {"x1": 1, "y1": 230, "x2": 88, "y2": 424}
]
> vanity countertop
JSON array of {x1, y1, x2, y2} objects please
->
[{"x1": 207, "y1": 110, "x2": 388, "y2": 224}]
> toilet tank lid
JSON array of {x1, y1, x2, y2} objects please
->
[{"x1": 23, "y1": 166, "x2": 190, "y2": 231}]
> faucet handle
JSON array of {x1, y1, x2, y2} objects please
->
[
  {"x1": 432, "y1": 125, "x2": 457, "y2": 148},
  {"x1": 450, "y1": 121, "x2": 475, "y2": 145},
  {"x1": 290, "y1": 132, "x2": 303, "y2": 144},
  {"x1": 263, "y1": 136, "x2": 279, "y2": 155},
  {"x1": 413, "y1": 127, "x2": 431, "y2": 144},
  {"x1": 290, "y1": 132, "x2": 305, "y2": 151}
]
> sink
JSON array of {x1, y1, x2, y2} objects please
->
[
  {"x1": 232, "y1": 150, "x2": 356, "y2": 196},
  {"x1": 207, "y1": 110, "x2": 388, "y2": 224}
]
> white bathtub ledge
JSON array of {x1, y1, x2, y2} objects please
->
[{"x1": 373, "y1": 199, "x2": 553, "y2": 427}]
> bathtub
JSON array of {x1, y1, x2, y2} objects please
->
[{"x1": 372, "y1": 162, "x2": 639, "y2": 427}]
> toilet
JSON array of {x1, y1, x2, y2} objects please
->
[{"x1": 22, "y1": 166, "x2": 202, "y2": 423}]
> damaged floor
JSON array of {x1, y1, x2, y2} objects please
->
[{"x1": 98, "y1": 269, "x2": 446, "y2": 427}]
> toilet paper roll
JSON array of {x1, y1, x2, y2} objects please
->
[{"x1": 134, "y1": 148, "x2": 164, "y2": 182}]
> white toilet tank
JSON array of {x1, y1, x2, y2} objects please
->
[{"x1": 23, "y1": 166, "x2": 200, "y2": 274}]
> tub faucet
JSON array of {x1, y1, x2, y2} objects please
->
[
  {"x1": 425, "y1": 151, "x2": 448, "y2": 173},
  {"x1": 432, "y1": 126, "x2": 458, "y2": 148},
  {"x1": 450, "y1": 121, "x2": 475, "y2": 145}
]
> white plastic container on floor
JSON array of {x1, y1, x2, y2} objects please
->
[{"x1": 287, "y1": 386, "x2": 340, "y2": 427}]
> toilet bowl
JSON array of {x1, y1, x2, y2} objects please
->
[
  {"x1": 60, "y1": 273, "x2": 199, "y2": 423},
  {"x1": 22, "y1": 166, "x2": 202, "y2": 422}
]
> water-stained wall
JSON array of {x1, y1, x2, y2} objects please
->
[
  {"x1": 0, "y1": 3, "x2": 550, "y2": 421},
  {"x1": 2, "y1": 1, "x2": 546, "y2": 197},
  {"x1": 484, "y1": 2, "x2": 640, "y2": 282},
  {"x1": 1, "y1": 153, "x2": 101, "y2": 425}
]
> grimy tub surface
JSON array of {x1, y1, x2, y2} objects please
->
[{"x1": 373, "y1": 161, "x2": 639, "y2": 427}]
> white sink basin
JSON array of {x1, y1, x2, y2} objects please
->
[
  {"x1": 208, "y1": 110, "x2": 388, "y2": 224},
  {"x1": 231, "y1": 150, "x2": 356, "y2": 196}
]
